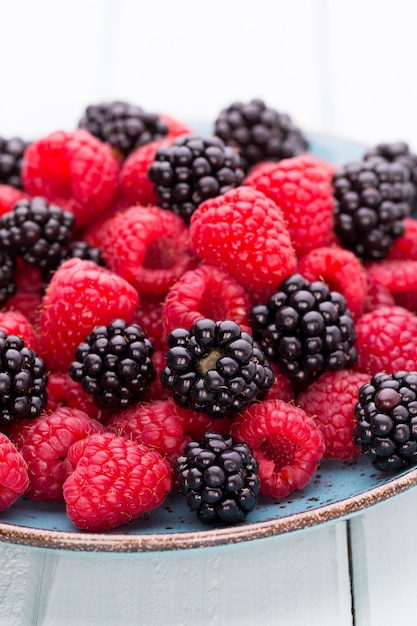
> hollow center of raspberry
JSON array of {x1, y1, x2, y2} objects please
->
[
  {"x1": 143, "y1": 239, "x2": 175, "y2": 270},
  {"x1": 198, "y1": 349, "x2": 223, "y2": 375},
  {"x1": 259, "y1": 436, "x2": 297, "y2": 470}
]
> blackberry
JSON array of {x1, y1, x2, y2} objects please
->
[
  {"x1": 0, "y1": 249, "x2": 16, "y2": 307},
  {"x1": 69, "y1": 319, "x2": 156, "y2": 409},
  {"x1": 0, "y1": 196, "x2": 75, "y2": 275},
  {"x1": 78, "y1": 100, "x2": 169, "y2": 158},
  {"x1": 213, "y1": 98, "x2": 308, "y2": 173},
  {"x1": 0, "y1": 332, "x2": 48, "y2": 427},
  {"x1": 0, "y1": 136, "x2": 29, "y2": 189},
  {"x1": 249, "y1": 273, "x2": 357, "y2": 391},
  {"x1": 354, "y1": 370, "x2": 417, "y2": 471},
  {"x1": 332, "y1": 157, "x2": 414, "y2": 260},
  {"x1": 148, "y1": 134, "x2": 244, "y2": 223},
  {"x1": 160, "y1": 318, "x2": 274, "y2": 418},
  {"x1": 175, "y1": 431, "x2": 260, "y2": 524}
]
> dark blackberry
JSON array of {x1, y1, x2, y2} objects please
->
[
  {"x1": 0, "y1": 332, "x2": 48, "y2": 427},
  {"x1": 69, "y1": 319, "x2": 156, "y2": 409},
  {"x1": 0, "y1": 136, "x2": 29, "y2": 189},
  {"x1": 160, "y1": 318, "x2": 274, "y2": 418},
  {"x1": 354, "y1": 370, "x2": 417, "y2": 471},
  {"x1": 249, "y1": 273, "x2": 357, "y2": 392},
  {"x1": 148, "y1": 134, "x2": 244, "y2": 223},
  {"x1": 0, "y1": 196, "x2": 75, "y2": 274},
  {"x1": 332, "y1": 157, "x2": 414, "y2": 260},
  {"x1": 213, "y1": 98, "x2": 308, "y2": 173},
  {"x1": 175, "y1": 431, "x2": 260, "y2": 525},
  {"x1": 78, "y1": 100, "x2": 169, "y2": 158},
  {"x1": 0, "y1": 249, "x2": 16, "y2": 307}
]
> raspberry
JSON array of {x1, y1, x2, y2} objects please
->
[
  {"x1": 297, "y1": 246, "x2": 367, "y2": 320},
  {"x1": 133, "y1": 294, "x2": 167, "y2": 351},
  {"x1": 296, "y1": 369, "x2": 370, "y2": 460},
  {"x1": 354, "y1": 370, "x2": 417, "y2": 470},
  {"x1": 142, "y1": 349, "x2": 172, "y2": 403},
  {"x1": 101, "y1": 205, "x2": 196, "y2": 296},
  {"x1": 20, "y1": 407, "x2": 106, "y2": 502},
  {"x1": 69, "y1": 319, "x2": 156, "y2": 410},
  {"x1": 230, "y1": 399, "x2": 325, "y2": 498},
  {"x1": 363, "y1": 273, "x2": 396, "y2": 313},
  {"x1": 266, "y1": 362, "x2": 294, "y2": 403},
  {"x1": 0, "y1": 310, "x2": 40, "y2": 352},
  {"x1": 245, "y1": 154, "x2": 335, "y2": 257},
  {"x1": 175, "y1": 431, "x2": 260, "y2": 524},
  {"x1": 366, "y1": 259, "x2": 417, "y2": 314},
  {"x1": 353, "y1": 305, "x2": 417, "y2": 375},
  {"x1": 37, "y1": 258, "x2": 139, "y2": 372},
  {"x1": 388, "y1": 217, "x2": 417, "y2": 260},
  {"x1": 63, "y1": 431, "x2": 172, "y2": 530},
  {"x1": 162, "y1": 264, "x2": 251, "y2": 338},
  {"x1": 106, "y1": 399, "x2": 187, "y2": 460},
  {"x1": 148, "y1": 134, "x2": 245, "y2": 223},
  {"x1": 2, "y1": 262, "x2": 43, "y2": 325},
  {"x1": 46, "y1": 371, "x2": 113, "y2": 422},
  {"x1": 21, "y1": 129, "x2": 120, "y2": 228},
  {"x1": 175, "y1": 404, "x2": 235, "y2": 440},
  {"x1": 189, "y1": 186, "x2": 297, "y2": 303},
  {"x1": 0, "y1": 185, "x2": 28, "y2": 217},
  {"x1": 0, "y1": 136, "x2": 29, "y2": 189},
  {"x1": 161, "y1": 318, "x2": 274, "y2": 418},
  {"x1": 0, "y1": 432, "x2": 29, "y2": 512}
]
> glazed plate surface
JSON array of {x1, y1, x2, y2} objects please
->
[{"x1": 1, "y1": 131, "x2": 416, "y2": 553}]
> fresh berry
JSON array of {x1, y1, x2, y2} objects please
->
[
  {"x1": 175, "y1": 405, "x2": 235, "y2": 441},
  {"x1": 364, "y1": 141, "x2": 417, "y2": 209},
  {"x1": 133, "y1": 294, "x2": 167, "y2": 352},
  {"x1": 363, "y1": 273, "x2": 396, "y2": 313},
  {"x1": 101, "y1": 205, "x2": 197, "y2": 296},
  {"x1": 78, "y1": 100, "x2": 169, "y2": 158},
  {"x1": 189, "y1": 186, "x2": 297, "y2": 303},
  {"x1": 366, "y1": 259, "x2": 417, "y2": 314},
  {"x1": 69, "y1": 318, "x2": 156, "y2": 410},
  {"x1": 37, "y1": 258, "x2": 139, "y2": 372},
  {"x1": 245, "y1": 154, "x2": 335, "y2": 257},
  {"x1": 353, "y1": 305, "x2": 417, "y2": 375},
  {"x1": 0, "y1": 185, "x2": 28, "y2": 218},
  {"x1": 45, "y1": 371, "x2": 113, "y2": 422},
  {"x1": 213, "y1": 98, "x2": 308, "y2": 173},
  {"x1": 0, "y1": 310, "x2": 40, "y2": 352},
  {"x1": 158, "y1": 112, "x2": 192, "y2": 139},
  {"x1": 148, "y1": 134, "x2": 244, "y2": 223},
  {"x1": 0, "y1": 136, "x2": 29, "y2": 189},
  {"x1": 161, "y1": 318, "x2": 274, "y2": 418},
  {"x1": 388, "y1": 217, "x2": 417, "y2": 260},
  {"x1": 0, "y1": 248, "x2": 16, "y2": 307},
  {"x1": 0, "y1": 432, "x2": 29, "y2": 512},
  {"x1": 21, "y1": 129, "x2": 120, "y2": 228},
  {"x1": 266, "y1": 361, "x2": 294, "y2": 403},
  {"x1": 332, "y1": 158, "x2": 414, "y2": 260},
  {"x1": 175, "y1": 431, "x2": 260, "y2": 524},
  {"x1": 230, "y1": 399, "x2": 325, "y2": 498},
  {"x1": 296, "y1": 369, "x2": 370, "y2": 460},
  {"x1": 162, "y1": 264, "x2": 251, "y2": 338},
  {"x1": 1, "y1": 262, "x2": 43, "y2": 325},
  {"x1": 354, "y1": 370, "x2": 417, "y2": 470},
  {"x1": 142, "y1": 349, "x2": 172, "y2": 403},
  {"x1": 0, "y1": 331, "x2": 48, "y2": 427},
  {"x1": 249, "y1": 273, "x2": 357, "y2": 392},
  {"x1": 20, "y1": 407, "x2": 106, "y2": 502},
  {"x1": 63, "y1": 431, "x2": 172, "y2": 530},
  {"x1": 297, "y1": 246, "x2": 367, "y2": 320}
]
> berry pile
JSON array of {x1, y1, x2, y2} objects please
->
[{"x1": 0, "y1": 97, "x2": 417, "y2": 532}]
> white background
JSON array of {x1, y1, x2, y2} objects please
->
[{"x1": 1, "y1": 0, "x2": 416, "y2": 151}]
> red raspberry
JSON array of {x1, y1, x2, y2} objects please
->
[
  {"x1": 21, "y1": 129, "x2": 120, "y2": 228},
  {"x1": 363, "y1": 273, "x2": 395, "y2": 313},
  {"x1": 46, "y1": 371, "x2": 113, "y2": 422},
  {"x1": 119, "y1": 138, "x2": 171, "y2": 207},
  {"x1": 297, "y1": 246, "x2": 367, "y2": 320},
  {"x1": 353, "y1": 305, "x2": 417, "y2": 375},
  {"x1": 0, "y1": 185, "x2": 28, "y2": 217},
  {"x1": 37, "y1": 258, "x2": 139, "y2": 372},
  {"x1": 79, "y1": 191, "x2": 133, "y2": 248},
  {"x1": 189, "y1": 186, "x2": 297, "y2": 303},
  {"x1": 102, "y1": 205, "x2": 197, "y2": 296},
  {"x1": 244, "y1": 154, "x2": 335, "y2": 257},
  {"x1": 1, "y1": 418, "x2": 35, "y2": 451},
  {"x1": 388, "y1": 217, "x2": 417, "y2": 261},
  {"x1": 142, "y1": 349, "x2": 171, "y2": 403},
  {"x1": 296, "y1": 370, "x2": 370, "y2": 460},
  {"x1": 172, "y1": 404, "x2": 234, "y2": 440},
  {"x1": 106, "y1": 399, "x2": 187, "y2": 460},
  {"x1": 230, "y1": 398, "x2": 325, "y2": 498},
  {"x1": 266, "y1": 362, "x2": 294, "y2": 403},
  {"x1": 0, "y1": 310, "x2": 40, "y2": 352},
  {"x1": 2, "y1": 262, "x2": 43, "y2": 325},
  {"x1": 158, "y1": 113, "x2": 192, "y2": 139},
  {"x1": 134, "y1": 294, "x2": 167, "y2": 351},
  {"x1": 20, "y1": 407, "x2": 106, "y2": 502},
  {"x1": 162, "y1": 264, "x2": 251, "y2": 337},
  {"x1": 0, "y1": 432, "x2": 29, "y2": 512},
  {"x1": 63, "y1": 431, "x2": 172, "y2": 530},
  {"x1": 366, "y1": 259, "x2": 417, "y2": 312}
]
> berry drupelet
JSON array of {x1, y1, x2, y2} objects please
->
[
  {"x1": 69, "y1": 319, "x2": 156, "y2": 409},
  {"x1": 332, "y1": 157, "x2": 414, "y2": 260},
  {"x1": 213, "y1": 98, "x2": 308, "y2": 173},
  {"x1": 0, "y1": 249, "x2": 16, "y2": 306},
  {"x1": 78, "y1": 100, "x2": 169, "y2": 159},
  {"x1": 161, "y1": 318, "x2": 274, "y2": 418},
  {"x1": 0, "y1": 331, "x2": 48, "y2": 427},
  {"x1": 175, "y1": 431, "x2": 260, "y2": 524},
  {"x1": 354, "y1": 371, "x2": 417, "y2": 471},
  {"x1": 249, "y1": 273, "x2": 357, "y2": 392},
  {"x1": 0, "y1": 136, "x2": 29, "y2": 189},
  {"x1": 148, "y1": 134, "x2": 245, "y2": 223}
]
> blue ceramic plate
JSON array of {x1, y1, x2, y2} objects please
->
[{"x1": 1, "y1": 132, "x2": 416, "y2": 553}]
